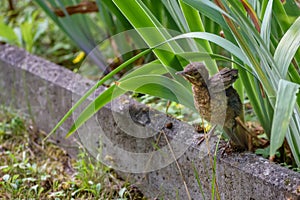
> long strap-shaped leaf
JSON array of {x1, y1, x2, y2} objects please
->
[
  {"x1": 274, "y1": 17, "x2": 300, "y2": 78},
  {"x1": 260, "y1": 0, "x2": 273, "y2": 50},
  {"x1": 117, "y1": 74, "x2": 195, "y2": 110},
  {"x1": 286, "y1": 112, "x2": 300, "y2": 166},
  {"x1": 270, "y1": 80, "x2": 299, "y2": 158}
]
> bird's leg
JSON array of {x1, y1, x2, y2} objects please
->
[{"x1": 165, "y1": 100, "x2": 171, "y2": 114}]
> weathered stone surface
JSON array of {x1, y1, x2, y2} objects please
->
[{"x1": 0, "y1": 44, "x2": 299, "y2": 199}]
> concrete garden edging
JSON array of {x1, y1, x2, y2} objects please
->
[{"x1": 0, "y1": 44, "x2": 299, "y2": 199}]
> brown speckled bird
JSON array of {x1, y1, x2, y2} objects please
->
[{"x1": 176, "y1": 62, "x2": 248, "y2": 149}]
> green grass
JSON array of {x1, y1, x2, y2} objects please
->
[{"x1": 0, "y1": 107, "x2": 145, "y2": 199}]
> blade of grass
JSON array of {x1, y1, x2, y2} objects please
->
[
  {"x1": 0, "y1": 22, "x2": 19, "y2": 44},
  {"x1": 274, "y1": 16, "x2": 300, "y2": 78},
  {"x1": 117, "y1": 74, "x2": 195, "y2": 110},
  {"x1": 162, "y1": 0, "x2": 189, "y2": 32},
  {"x1": 286, "y1": 113, "x2": 300, "y2": 166},
  {"x1": 269, "y1": 79, "x2": 299, "y2": 157},
  {"x1": 192, "y1": 162, "x2": 206, "y2": 200},
  {"x1": 211, "y1": 135, "x2": 221, "y2": 200},
  {"x1": 273, "y1": 0, "x2": 292, "y2": 32},
  {"x1": 120, "y1": 60, "x2": 167, "y2": 80},
  {"x1": 67, "y1": 84, "x2": 123, "y2": 138},
  {"x1": 181, "y1": 0, "x2": 232, "y2": 32},
  {"x1": 260, "y1": 0, "x2": 273, "y2": 50},
  {"x1": 175, "y1": 52, "x2": 249, "y2": 71},
  {"x1": 99, "y1": 0, "x2": 132, "y2": 30}
]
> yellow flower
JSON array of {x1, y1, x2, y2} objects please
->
[
  {"x1": 72, "y1": 51, "x2": 85, "y2": 64},
  {"x1": 204, "y1": 123, "x2": 211, "y2": 132}
]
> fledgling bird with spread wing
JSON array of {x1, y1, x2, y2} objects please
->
[{"x1": 176, "y1": 62, "x2": 248, "y2": 149}]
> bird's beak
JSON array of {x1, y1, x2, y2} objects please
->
[{"x1": 175, "y1": 71, "x2": 185, "y2": 76}]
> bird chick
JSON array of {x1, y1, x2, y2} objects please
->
[{"x1": 176, "y1": 62, "x2": 248, "y2": 149}]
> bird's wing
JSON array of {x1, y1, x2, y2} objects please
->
[{"x1": 208, "y1": 68, "x2": 238, "y2": 93}]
